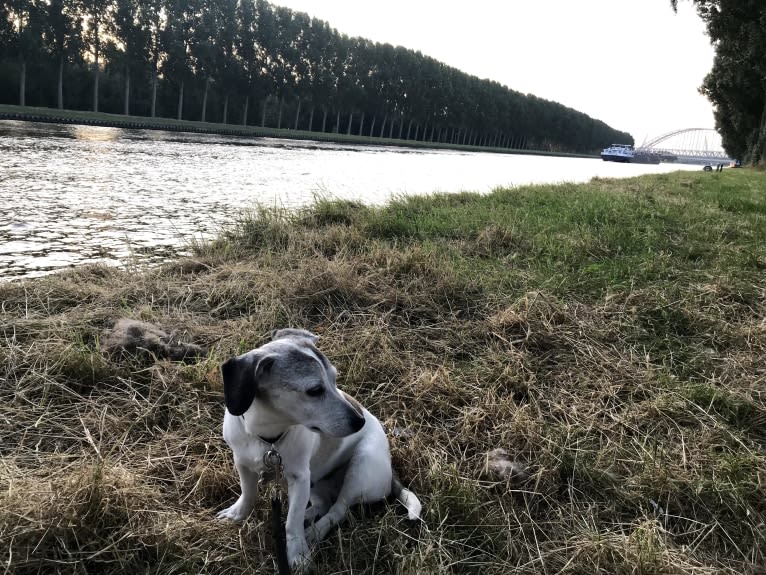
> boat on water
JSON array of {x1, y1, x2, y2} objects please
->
[{"x1": 600, "y1": 144, "x2": 634, "y2": 163}]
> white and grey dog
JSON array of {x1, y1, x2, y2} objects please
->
[{"x1": 217, "y1": 328, "x2": 421, "y2": 570}]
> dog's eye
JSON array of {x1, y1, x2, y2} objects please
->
[{"x1": 306, "y1": 386, "x2": 324, "y2": 397}]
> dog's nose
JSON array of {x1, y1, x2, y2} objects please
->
[{"x1": 350, "y1": 413, "x2": 365, "y2": 433}]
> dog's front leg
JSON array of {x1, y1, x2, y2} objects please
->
[
  {"x1": 216, "y1": 460, "x2": 259, "y2": 521},
  {"x1": 285, "y1": 471, "x2": 312, "y2": 571}
]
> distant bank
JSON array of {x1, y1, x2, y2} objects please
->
[{"x1": 0, "y1": 104, "x2": 596, "y2": 160}]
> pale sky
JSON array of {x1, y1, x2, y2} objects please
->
[{"x1": 273, "y1": 0, "x2": 715, "y2": 145}]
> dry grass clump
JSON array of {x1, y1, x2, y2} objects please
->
[{"x1": 2, "y1": 171, "x2": 766, "y2": 573}]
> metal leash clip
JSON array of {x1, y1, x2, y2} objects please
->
[{"x1": 263, "y1": 447, "x2": 284, "y2": 496}]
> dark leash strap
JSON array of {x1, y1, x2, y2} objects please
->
[
  {"x1": 271, "y1": 490, "x2": 290, "y2": 575},
  {"x1": 264, "y1": 448, "x2": 291, "y2": 575}
]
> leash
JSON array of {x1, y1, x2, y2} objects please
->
[{"x1": 263, "y1": 447, "x2": 291, "y2": 575}]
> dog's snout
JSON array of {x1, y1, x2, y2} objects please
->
[{"x1": 340, "y1": 391, "x2": 366, "y2": 434}]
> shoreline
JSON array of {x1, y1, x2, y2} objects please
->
[{"x1": 0, "y1": 103, "x2": 597, "y2": 159}]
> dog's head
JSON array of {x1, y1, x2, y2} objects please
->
[{"x1": 221, "y1": 329, "x2": 365, "y2": 437}]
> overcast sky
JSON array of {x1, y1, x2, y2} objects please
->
[{"x1": 272, "y1": 0, "x2": 715, "y2": 146}]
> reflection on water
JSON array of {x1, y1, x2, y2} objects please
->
[
  {"x1": 0, "y1": 120, "x2": 696, "y2": 281},
  {"x1": 73, "y1": 125, "x2": 123, "y2": 141}
]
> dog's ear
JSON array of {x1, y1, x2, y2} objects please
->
[
  {"x1": 271, "y1": 328, "x2": 319, "y2": 344},
  {"x1": 221, "y1": 354, "x2": 275, "y2": 416}
]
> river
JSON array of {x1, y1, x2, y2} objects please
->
[{"x1": 0, "y1": 120, "x2": 697, "y2": 281}]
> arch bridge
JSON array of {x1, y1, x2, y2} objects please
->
[{"x1": 635, "y1": 128, "x2": 733, "y2": 165}]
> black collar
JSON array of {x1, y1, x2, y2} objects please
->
[{"x1": 240, "y1": 415, "x2": 287, "y2": 446}]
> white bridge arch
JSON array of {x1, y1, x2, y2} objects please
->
[{"x1": 636, "y1": 128, "x2": 732, "y2": 165}]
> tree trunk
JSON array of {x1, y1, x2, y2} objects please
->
[
  {"x1": 294, "y1": 98, "x2": 302, "y2": 130},
  {"x1": 277, "y1": 97, "x2": 283, "y2": 129},
  {"x1": 398, "y1": 118, "x2": 404, "y2": 139},
  {"x1": 19, "y1": 60, "x2": 26, "y2": 106},
  {"x1": 389, "y1": 118, "x2": 395, "y2": 139},
  {"x1": 123, "y1": 66, "x2": 130, "y2": 115},
  {"x1": 758, "y1": 94, "x2": 766, "y2": 165},
  {"x1": 150, "y1": 71, "x2": 157, "y2": 117},
  {"x1": 346, "y1": 111, "x2": 353, "y2": 135},
  {"x1": 93, "y1": 58, "x2": 99, "y2": 112},
  {"x1": 406, "y1": 120, "x2": 412, "y2": 140},
  {"x1": 322, "y1": 107, "x2": 328, "y2": 132},
  {"x1": 18, "y1": 12, "x2": 26, "y2": 106},
  {"x1": 358, "y1": 112, "x2": 365, "y2": 136},
  {"x1": 261, "y1": 97, "x2": 268, "y2": 126},
  {"x1": 369, "y1": 115, "x2": 376, "y2": 137},
  {"x1": 222, "y1": 94, "x2": 229, "y2": 124},
  {"x1": 57, "y1": 56, "x2": 64, "y2": 109},
  {"x1": 335, "y1": 110, "x2": 340, "y2": 133},
  {"x1": 177, "y1": 80, "x2": 184, "y2": 120},
  {"x1": 201, "y1": 77, "x2": 210, "y2": 122},
  {"x1": 242, "y1": 95, "x2": 249, "y2": 126},
  {"x1": 380, "y1": 116, "x2": 387, "y2": 139},
  {"x1": 308, "y1": 106, "x2": 314, "y2": 132}
]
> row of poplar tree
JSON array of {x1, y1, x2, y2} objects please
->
[{"x1": 0, "y1": 0, "x2": 632, "y2": 153}]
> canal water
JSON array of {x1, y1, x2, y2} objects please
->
[{"x1": 0, "y1": 120, "x2": 696, "y2": 281}]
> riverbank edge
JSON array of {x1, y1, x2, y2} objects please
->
[{"x1": 0, "y1": 103, "x2": 597, "y2": 159}]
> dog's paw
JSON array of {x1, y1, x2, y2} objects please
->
[
  {"x1": 287, "y1": 535, "x2": 313, "y2": 573},
  {"x1": 304, "y1": 523, "x2": 320, "y2": 548},
  {"x1": 215, "y1": 501, "x2": 251, "y2": 522},
  {"x1": 290, "y1": 553, "x2": 314, "y2": 574},
  {"x1": 303, "y1": 505, "x2": 326, "y2": 526}
]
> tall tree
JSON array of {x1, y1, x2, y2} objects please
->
[
  {"x1": 162, "y1": 0, "x2": 199, "y2": 120},
  {"x1": 109, "y1": 0, "x2": 149, "y2": 115},
  {"x1": 672, "y1": 0, "x2": 766, "y2": 163},
  {"x1": 191, "y1": 0, "x2": 219, "y2": 122},
  {"x1": 144, "y1": 0, "x2": 164, "y2": 117},
  {"x1": 7, "y1": 0, "x2": 41, "y2": 106},
  {"x1": 214, "y1": 0, "x2": 238, "y2": 124},
  {"x1": 83, "y1": 0, "x2": 112, "y2": 112},
  {"x1": 43, "y1": 0, "x2": 83, "y2": 110},
  {"x1": 235, "y1": 0, "x2": 264, "y2": 125}
]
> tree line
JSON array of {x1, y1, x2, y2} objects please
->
[
  {"x1": 0, "y1": 0, "x2": 632, "y2": 153},
  {"x1": 673, "y1": 0, "x2": 766, "y2": 164}
]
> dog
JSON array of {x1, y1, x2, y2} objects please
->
[{"x1": 217, "y1": 328, "x2": 421, "y2": 570}]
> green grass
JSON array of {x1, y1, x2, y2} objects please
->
[{"x1": 1, "y1": 169, "x2": 765, "y2": 574}]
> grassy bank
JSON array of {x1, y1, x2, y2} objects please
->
[
  {"x1": 0, "y1": 104, "x2": 594, "y2": 159},
  {"x1": 1, "y1": 170, "x2": 765, "y2": 574}
]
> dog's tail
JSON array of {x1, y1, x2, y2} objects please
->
[{"x1": 391, "y1": 475, "x2": 422, "y2": 520}]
